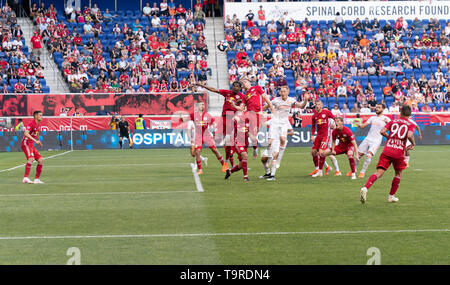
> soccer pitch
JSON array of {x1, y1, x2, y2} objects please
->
[{"x1": 0, "y1": 146, "x2": 448, "y2": 265}]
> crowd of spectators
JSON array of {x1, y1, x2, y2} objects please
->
[
  {"x1": 30, "y1": 1, "x2": 211, "y2": 94},
  {"x1": 224, "y1": 8, "x2": 450, "y2": 113},
  {"x1": 1, "y1": 2, "x2": 49, "y2": 93}
]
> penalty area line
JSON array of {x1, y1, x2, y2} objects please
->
[
  {"x1": 0, "y1": 229, "x2": 448, "y2": 241},
  {"x1": 0, "y1": 151, "x2": 73, "y2": 173},
  {"x1": 190, "y1": 163, "x2": 204, "y2": 192}
]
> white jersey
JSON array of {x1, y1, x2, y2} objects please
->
[
  {"x1": 270, "y1": 97, "x2": 297, "y2": 125},
  {"x1": 365, "y1": 115, "x2": 391, "y2": 142}
]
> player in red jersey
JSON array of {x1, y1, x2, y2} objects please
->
[
  {"x1": 187, "y1": 102, "x2": 226, "y2": 175},
  {"x1": 360, "y1": 105, "x2": 416, "y2": 204},
  {"x1": 327, "y1": 117, "x2": 359, "y2": 180},
  {"x1": 195, "y1": 82, "x2": 246, "y2": 172},
  {"x1": 310, "y1": 101, "x2": 335, "y2": 177},
  {"x1": 225, "y1": 112, "x2": 250, "y2": 181},
  {"x1": 240, "y1": 79, "x2": 274, "y2": 159},
  {"x1": 21, "y1": 111, "x2": 44, "y2": 184}
]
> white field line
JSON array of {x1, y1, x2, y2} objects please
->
[
  {"x1": 0, "y1": 190, "x2": 196, "y2": 198},
  {"x1": 0, "y1": 229, "x2": 448, "y2": 241},
  {"x1": 0, "y1": 151, "x2": 73, "y2": 173},
  {"x1": 43, "y1": 163, "x2": 191, "y2": 168},
  {"x1": 190, "y1": 163, "x2": 204, "y2": 192}
]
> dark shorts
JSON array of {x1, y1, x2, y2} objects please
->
[{"x1": 119, "y1": 132, "x2": 130, "y2": 138}]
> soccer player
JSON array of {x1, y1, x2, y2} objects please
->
[
  {"x1": 328, "y1": 117, "x2": 360, "y2": 180},
  {"x1": 118, "y1": 116, "x2": 133, "y2": 149},
  {"x1": 188, "y1": 101, "x2": 226, "y2": 175},
  {"x1": 326, "y1": 118, "x2": 341, "y2": 176},
  {"x1": 310, "y1": 101, "x2": 335, "y2": 177},
  {"x1": 21, "y1": 110, "x2": 44, "y2": 184},
  {"x1": 195, "y1": 82, "x2": 245, "y2": 172},
  {"x1": 186, "y1": 114, "x2": 208, "y2": 167},
  {"x1": 262, "y1": 85, "x2": 308, "y2": 181},
  {"x1": 354, "y1": 104, "x2": 391, "y2": 178},
  {"x1": 240, "y1": 79, "x2": 274, "y2": 159},
  {"x1": 404, "y1": 117, "x2": 422, "y2": 168},
  {"x1": 360, "y1": 105, "x2": 416, "y2": 204},
  {"x1": 225, "y1": 112, "x2": 250, "y2": 181}
]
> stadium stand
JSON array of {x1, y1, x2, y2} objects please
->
[
  {"x1": 224, "y1": 10, "x2": 450, "y2": 113},
  {"x1": 31, "y1": 1, "x2": 210, "y2": 93},
  {"x1": 1, "y1": 2, "x2": 51, "y2": 93}
]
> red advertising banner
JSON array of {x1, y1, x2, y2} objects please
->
[{"x1": 0, "y1": 92, "x2": 207, "y2": 116}]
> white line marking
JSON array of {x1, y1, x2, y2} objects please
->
[
  {"x1": 190, "y1": 163, "x2": 204, "y2": 192},
  {"x1": 43, "y1": 163, "x2": 191, "y2": 168},
  {"x1": 0, "y1": 151, "x2": 73, "y2": 173},
  {"x1": 0, "y1": 229, "x2": 448, "y2": 241},
  {"x1": 0, "y1": 190, "x2": 196, "y2": 198}
]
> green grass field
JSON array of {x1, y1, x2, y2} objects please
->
[{"x1": 0, "y1": 146, "x2": 449, "y2": 264}]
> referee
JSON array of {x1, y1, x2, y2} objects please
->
[{"x1": 118, "y1": 116, "x2": 133, "y2": 149}]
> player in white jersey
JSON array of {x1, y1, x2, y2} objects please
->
[
  {"x1": 186, "y1": 118, "x2": 208, "y2": 167},
  {"x1": 405, "y1": 117, "x2": 422, "y2": 167},
  {"x1": 354, "y1": 104, "x2": 391, "y2": 178},
  {"x1": 261, "y1": 86, "x2": 309, "y2": 181}
]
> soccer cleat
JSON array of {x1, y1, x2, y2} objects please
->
[
  {"x1": 387, "y1": 195, "x2": 399, "y2": 203},
  {"x1": 346, "y1": 171, "x2": 352, "y2": 177},
  {"x1": 351, "y1": 173, "x2": 357, "y2": 180},
  {"x1": 253, "y1": 148, "x2": 258, "y2": 159},
  {"x1": 244, "y1": 176, "x2": 250, "y2": 182},
  {"x1": 360, "y1": 187, "x2": 368, "y2": 204},
  {"x1": 259, "y1": 173, "x2": 271, "y2": 179},
  {"x1": 33, "y1": 179, "x2": 44, "y2": 184},
  {"x1": 197, "y1": 169, "x2": 203, "y2": 175},
  {"x1": 358, "y1": 172, "x2": 365, "y2": 178},
  {"x1": 224, "y1": 169, "x2": 231, "y2": 179},
  {"x1": 324, "y1": 166, "x2": 332, "y2": 176},
  {"x1": 312, "y1": 170, "x2": 323, "y2": 178},
  {"x1": 266, "y1": 176, "x2": 276, "y2": 181},
  {"x1": 221, "y1": 162, "x2": 229, "y2": 173},
  {"x1": 23, "y1": 177, "x2": 33, "y2": 184},
  {"x1": 335, "y1": 171, "x2": 342, "y2": 176},
  {"x1": 309, "y1": 169, "x2": 319, "y2": 176}
]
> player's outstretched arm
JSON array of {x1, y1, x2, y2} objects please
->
[
  {"x1": 357, "y1": 121, "x2": 369, "y2": 128},
  {"x1": 407, "y1": 131, "x2": 416, "y2": 150},
  {"x1": 296, "y1": 93, "x2": 310, "y2": 109},
  {"x1": 262, "y1": 93, "x2": 275, "y2": 112},
  {"x1": 195, "y1": 83, "x2": 220, "y2": 94}
]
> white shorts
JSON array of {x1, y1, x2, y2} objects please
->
[
  {"x1": 358, "y1": 139, "x2": 381, "y2": 156},
  {"x1": 268, "y1": 122, "x2": 291, "y2": 140}
]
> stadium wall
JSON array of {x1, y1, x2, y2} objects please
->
[
  {"x1": 224, "y1": 0, "x2": 450, "y2": 22},
  {"x1": 1, "y1": 125, "x2": 449, "y2": 152}
]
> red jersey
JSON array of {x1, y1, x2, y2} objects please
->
[
  {"x1": 312, "y1": 109, "x2": 335, "y2": 137},
  {"x1": 190, "y1": 111, "x2": 214, "y2": 139},
  {"x1": 22, "y1": 120, "x2": 40, "y2": 146},
  {"x1": 332, "y1": 126, "x2": 355, "y2": 147},
  {"x1": 245, "y1": 85, "x2": 264, "y2": 112},
  {"x1": 382, "y1": 118, "x2": 415, "y2": 158},
  {"x1": 219, "y1": 89, "x2": 245, "y2": 116},
  {"x1": 30, "y1": 35, "x2": 42, "y2": 49}
]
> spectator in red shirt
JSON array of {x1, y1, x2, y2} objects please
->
[{"x1": 30, "y1": 31, "x2": 42, "y2": 56}]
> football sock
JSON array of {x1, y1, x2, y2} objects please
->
[
  {"x1": 312, "y1": 154, "x2": 319, "y2": 169},
  {"x1": 389, "y1": 176, "x2": 401, "y2": 196},
  {"x1": 217, "y1": 155, "x2": 224, "y2": 165},
  {"x1": 229, "y1": 156, "x2": 235, "y2": 167},
  {"x1": 318, "y1": 155, "x2": 326, "y2": 170},
  {"x1": 278, "y1": 146, "x2": 286, "y2": 165},
  {"x1": 119, "y1": 140, "x2": 123, "y2": 148},
  {"x1": 365, "y1": 174, "x2": 378, "y2": 190},
  {"x1": 330, "y1": 156, "x2": 340, "y2": 172},
  {"x1": 361, "y1": 157, "x2": 372, "y2": 173},
  {"x1": 24, "y1": 162, "x2": 32, "y2": 178},
  {"x1": 348, "y1": 156, "x2": 356, "y2": 173},
  {"x1": 271, "y1": 160, "x2": 277, "y2": 176},
  {"x1": 196, "y1": 159, "x2": 202, "y2": 170},
  {"x1": 242, "y1": 159, "x2": 248, "y2": 177},
  {"x1": 200, "y1": 155, "x2": 207, "y2": 163},
  {"x1": 263, "y1": 162, "x2": 270, "y2": 175},
  {"x1": 324, "y1": 161, "x2": 329, "y2": 169},
  {"x1": 35, "y1": 164, "x2": 43, "y2": 179},
  {"x1": 231, "y1": 164, "x2": 241, "y2": 173}
]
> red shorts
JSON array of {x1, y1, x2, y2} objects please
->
[
  {"x1": 222, "y1": 114, "x2": 235, "y2": 137},
  {"x1": 377, "y1": 152, "x2": 406, "y2": 172},
  {"x1": 247, "y1": 111, "x2": 262, "y2": 136},
  {"x1": 312, "y1": 135, "x2": 330, "y2": 151},
  {"x1": 22, "y1": 143, "x2": 42, "y2": 161},
  {"x1": 233, "y1": 145, "x2": 248, "y2": 160},
  {"x1": 335, "y1": 144, "x2": 355, "y2": 155},
  {"x1": 194, "y1": 135, "x2": 216, "y2": 151}
]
